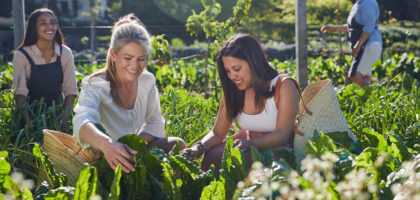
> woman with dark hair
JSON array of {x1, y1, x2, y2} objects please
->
[
  {"x1": 184, "y1": 33, "x2": 299, "y2": 171},
  {"x1": 11, "y1": 8, "x2": 77, "y2": 131}
]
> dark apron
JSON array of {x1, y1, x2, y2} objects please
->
[
  {"x1": 347, "y1": 9, "x2": 365, "y2": 78},
  {"x1": 19, "y1": 45, "x2": 64, "y2": 107}
]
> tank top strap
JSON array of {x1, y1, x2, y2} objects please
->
[
  {"x1": 56, "y1": 45, "x2": 63, "y2": 63},
  {"x1": 18, "y1": 48, "x2": 36, "y2": 67},
  {"x1": 273, "y1": 73, "x2": 312, "y2": 115}
]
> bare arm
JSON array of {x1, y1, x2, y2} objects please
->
[
  {"x1": 240, "y1": 79, "x2": 298, "y2": 149},
  {"x1": 320, "y1": 24, "x2": 349, "y2": 33},
  {"x1": 138, "y1": 132, "x2": 157, "y2": 143},
  {"x1": 78, "y1": 122, "x2": 137, "y2": 173},
  {"x1": 351, "y1": 31, "x2": 371, "y2": 57},
  {"x1": 60, "y1": 94, "x2": 77, "y2": 132}
]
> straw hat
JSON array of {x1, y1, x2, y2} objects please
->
[
  {"x1": 294, "y1": 80, "x2": 356, "y2": 165},
  {"x1": 41, "y1": 129, "x2": 97, "y2": 186}
]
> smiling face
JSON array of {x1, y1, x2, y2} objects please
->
[
  {"x1": 111, "y1": 41, "x2": 148, "y2": 84},
  {"x1": 36, "y1": 13, "x2": 57, "y2": 42},
  {"x1": 222, "y1": 56, "x2": 252, "y2": 91}
]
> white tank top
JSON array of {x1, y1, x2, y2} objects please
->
[{"x1": 236, "y1": 75, "x2": 282, "y2": 132}]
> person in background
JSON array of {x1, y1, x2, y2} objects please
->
[
  {"x1": 12, "y1": 8, "x2": 77, "y2": 131},
  {"x1": 72, "y1": 14, "x2": 186, "y2": 173},
  {"x1": 183, "y1": 33, "x2": 299, "y2": 171},
  {"x1": 321, "y1": 0, "x2": 382, "y2": 87}
]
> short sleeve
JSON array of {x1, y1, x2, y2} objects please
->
[
  {"x1": 11, "y1": 51, "x2": 29, "y2": 96},
  {"x1": 72, "y1": 76, "x2": 109, "y2": 148},
  {"x1": 359, "y1": 2, "x2": 377, "y2": 33}
]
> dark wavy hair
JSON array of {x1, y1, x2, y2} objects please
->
[
  {"x1": 216, "y1": 33, "x2": 278, "y2": 121},
  {"x1": 17, "y1": 8, "x2": 65, "y2": 49}
]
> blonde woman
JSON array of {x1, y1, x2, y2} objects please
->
[{"x1": 73, "y1": 14, "x2": 186, "y2": 173}]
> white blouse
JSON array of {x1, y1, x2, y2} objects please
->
[{"x1": 72, "y1": 70, "x2": 165, "y2": 148}]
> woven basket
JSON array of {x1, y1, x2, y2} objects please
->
[
  {"x1": 42, "y1": 129, "x2": 97, "y2": 186},
  {"x1": 294, "y1": 80, "x2": 356, "y2": 164}
]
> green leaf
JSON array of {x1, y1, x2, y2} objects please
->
[
  {"x1": 385, "y1": 132, "x2": 412, "y2": 162},
  {"x1": 109, "y1": 164, "x2": 122, "y2": 200},
  {"x1": 20, "y1": 188, "x2": 34, "y2": 200},
  {"x1": 73, "y1": 166, "x2": 92, "y2": 199},
  {"x1": 220, "y1": 137, "x2": 247, "y2": 199},
  {"x1": 305, "y1": 131, "x2": 338, "y2": 156},
  {"x1": 355, "y1": 147, "x2": 378, "y2": 173},
  {"x1": 87, "y1": 167, "x2": 98, "y2": 200},
  {"x1": 43, "y1": 186, "x2": 74, "y2": 200},
  {"x1": 326, "y1": 131, "x2": 357, "y2": 149},
  {"x1": 32, "y1": 144, "x2": 66, "y2": 188},
  {"x1": 363, "y1": 128, "x2": 387, "y2": 152},
  {"x1": 273, "y1": 147, "x2": 296, "y2": 169},
  {"x1": 0, "y1": 155, "x2": 11, "y2": 175},
  {"x1": 161, "y1": 161, "x2": 181, "y2": 199},
  {"x1": 200, "y1": 180, "x2": 225, "y2": 200}
]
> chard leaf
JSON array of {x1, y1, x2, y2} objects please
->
[
  {"x1": 200, "y1": 180, "x2": 225, "y2": 200},
  {"x1": 0, "y1": 151, "x2": 11, "y2": 175},
  {"x1": 43, "y1": 186, "x2": 74, "y2": 200},
  {"x1": 169, "y1": 154, "x2": 201, "y2": 179},
  {"x1": 21, "y1": 188, "x2": 34, "y2": 200},
  {"x1": 88, "y1": 167, "x2": 98, "y2": 200},
  {"x1": 109, "y1": 164, "x2": 122, "y2": 200},
  {"x1": 273, "y1": 147, "x2": 296, "y2": 169},
  {"x1": 221, "y1": 137, "x2": 247, "y2": 199},
  {"x1": 385, "y1": 132, "x2": 412, "y2": 162},
  {"x1": 363, "y1": 128, "x2": 387, "y2": 152},
  {"x1": 355, "y1": 147, "x2": 378, "y2": 173},
  {"x1": 73, "y1": 166, "x2": 92, "y2": 199},
  {"x1": 118, "y1": 134, "x2": 148, "y2": 155},
  {"x1": 161, "y1": 161, "x2": 181, "y2": 199},
  {"x1": 326, "y1": 131, "x2": 357, "y2": 149},
  {"x1": 271, "y1": 159, "x2": 293, "y2": 182},
  {"x1": 305, "y1": 131, "x2": 338, "y2": 156},
  {"x1": 32, "y1": 143, "x2": 66, "y2": 188}
]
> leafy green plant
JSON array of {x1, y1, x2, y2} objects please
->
[{"x1": 0, "y1": 151, "x2": 34, "y2": 200}]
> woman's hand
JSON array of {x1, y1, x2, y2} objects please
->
[
  {"x1": 351, "y1": 45, "x2": 361, "y2": 58},
  {"x1": 234, "y1": 139, "x2": 252, "y2": 151},
  {"x1": 102, "y1": 140, "x2": 138, "y2": 173},
  {"x1": 320, "y1": 25, "x2": 333, "y2": 33},
  {"x1": 60, "y1": 120, "x2": 70, "y2": 133},
  {"x1": 183, "y1": 146, "x2": 201, "y2": 160}
]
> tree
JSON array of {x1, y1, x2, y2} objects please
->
[{"x1": 186, "y1": 0, "x2": 252, "y2": 97}]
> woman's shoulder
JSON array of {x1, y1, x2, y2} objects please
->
[
  {"x1": 12, "y1": 46, "x2": 34, "y2": 64},
  {"x1": 60, "y1": 44, "x2": 72, "y2": 53},
  {"x1": 138, "y1": 70, "x2": 156, "y2": 84},
  {"x1": 271, "y1": 73, "x2": 293, "y2": 88},
  {"x1": 57, "y1": 44, "x2": 74, "y2": 58},
  {"x1": 273, "y1": 73, "x2": 298, "y2": 97},
  {"x1": 12, "y1": 49, "x2": 25, "y2": 60},
  {"x1": 14, "y1": 45, "x2": 34, "y2": 56},
  {"x1": 82, "y1": 73, "x2": 110, "y2": 92},
  {"x1": 359, "y1": 0, "x2": 378, "y2": 9}
]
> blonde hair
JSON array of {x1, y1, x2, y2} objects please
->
[{"x1": 90, "y1": 13, "x2": 151, "y2": 107}]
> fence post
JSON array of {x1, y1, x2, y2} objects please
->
[
  {"x1": 12, "y1": 0, "x2": 25, "y2": 48},
  {"x1": 295, "y1": 0, "x2": 308, "y2": 89}
]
